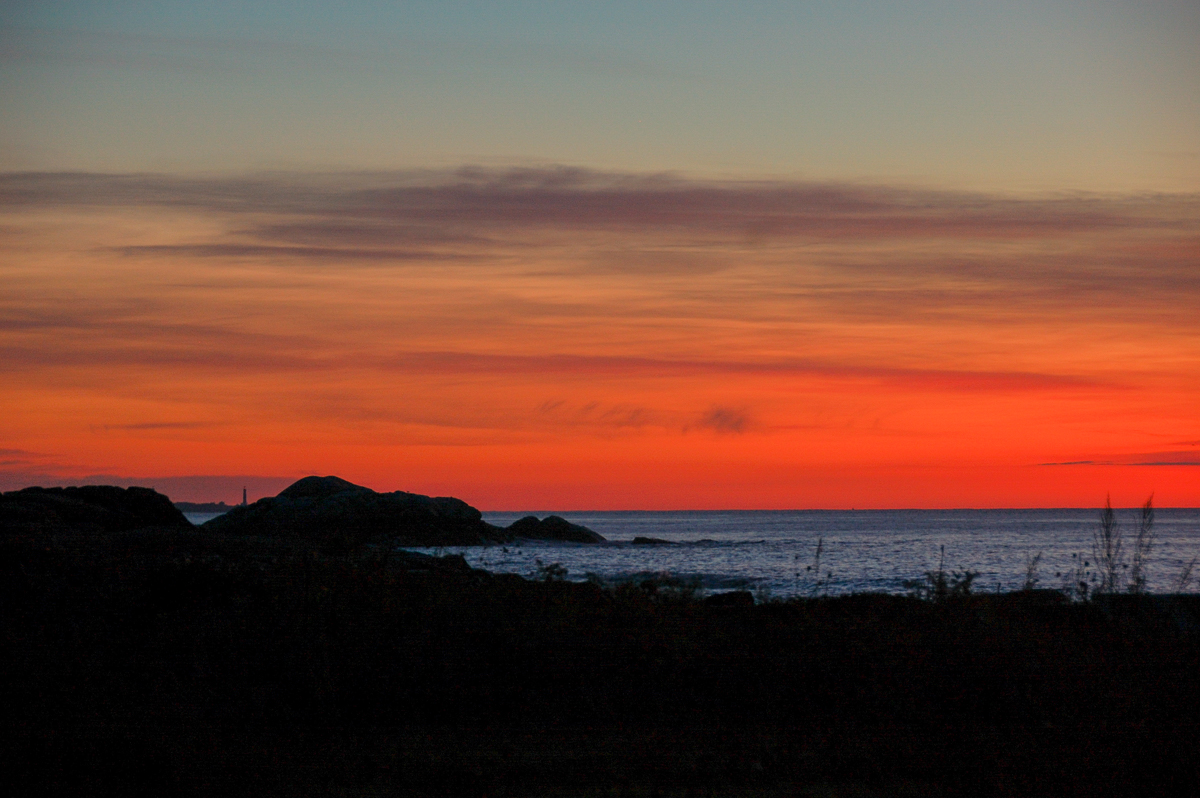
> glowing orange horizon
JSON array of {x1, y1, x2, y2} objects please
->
[{"x1": 2, "y1": 170, "x2": 1197, "y2": 507}]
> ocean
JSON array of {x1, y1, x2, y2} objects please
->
[{"x1": 184, "y1": 508, "x2": 1200, "y2": 598}]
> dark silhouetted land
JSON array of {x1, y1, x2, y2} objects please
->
[
  {"x1": 197, "y1": 475, "x2": 605, "y2": 546},
  {"x1": 3, "y1": 482, "x2": 1200, "y2": 796}
]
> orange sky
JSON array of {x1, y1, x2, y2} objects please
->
[{"x1": 1, "y1": 170, "x2": 1197, "y2": 507}]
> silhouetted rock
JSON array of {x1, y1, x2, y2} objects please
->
[
  {"x1": 200, "y1": 475, "x2": 508, "y2": 547},
  {"x1": 506, "y1": 515, "x2": 605, "y2": 543},
  {"x1": 0, "y1": 485, "x2": 191, "y2": 535},
  {"x1": 631, "y1": 536, "x2": 675, "y2": 545},
  {"x1": 279, "y1": 475, "x2": 366, "y2": 500}
]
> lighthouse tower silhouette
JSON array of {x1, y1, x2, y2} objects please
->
[{"x1": 242, "y1": 487, "x2": 247, "y2": 506}]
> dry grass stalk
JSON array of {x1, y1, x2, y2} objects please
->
[
  {"x1": 1127, "y1": 496, "x2": 1155, "y2": 594},
  {"x1": 1093, "y1": 495, "x2": 1123, "y2": 594}
]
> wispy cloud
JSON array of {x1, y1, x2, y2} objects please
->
[
  {"x1": 0, "y1": 448, "x2": 40, "y2": 457},
  {"x1": 94, "y1": 422, "x2": 215, "y2": 431},
  {"x1": 376, "y1": 351, "x2": 1105, "y2": 391},
  {"x1": 116, "y1": 244, "x2": 463, "y2": 262},
  {"x1": 1040, "y1": 452, "x2": 1200, "y2": 467},
  {"x1": 8, "y1": 170, "x2": 1196, "y2": 332},
  {"x1": 246, "y1": 220, "x2": 490, "y2": 248},
  {"x1": 0, "y1": 448, "x2": 52, "y2": 470},
  {"x1": 693, "y1": 406, "x2": 751, "y2": 434},
  {"x1": 4, "y1": 168, "x2": 1194, "y2": 240},
  {"x1": 3, "y1": 166, "x2": 1198, "y2": 493}
]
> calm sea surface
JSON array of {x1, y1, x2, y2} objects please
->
[{"x1": 185, "y1": 508, "x2": 1200, "y2": 597}]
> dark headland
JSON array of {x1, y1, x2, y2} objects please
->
[
  {"x1": 197, "y1": 475, "x2": 605, "y2": 545},
  {"x1": 4, "y1": 479, "x2": 1200, "y2": 796}
]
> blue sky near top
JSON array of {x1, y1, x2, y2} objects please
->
[{"x1": 3, "y1": 1, "x2": 1197, "y2": 190}]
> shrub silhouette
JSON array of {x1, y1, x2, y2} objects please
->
[
  {"x1": 906, "y1": 545, "x2": 978, "y2": 600},
  {"x1": 1093, "y1": 494, "x2": 1155, "y2": 594}
]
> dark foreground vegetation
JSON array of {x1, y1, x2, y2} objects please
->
[{"x1": 4, "y1": 492, "x2": 1200, "y2": 796}]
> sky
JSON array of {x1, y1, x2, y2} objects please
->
[{"x1": 1, "y1": 2, "x2": 1198, "y2": 508}]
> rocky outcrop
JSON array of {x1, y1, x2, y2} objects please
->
[
  {"x1": 0, "y1": 485, "x2": 191, "y2": 535},
  {"x1": 506, "y1": 515, "x2": 606, "y2": 543},
  {"x1": 631, "y1": 536, "x2": 675, "y2": 545},
  {"x1": 1, "y1": 477, "x2": 608, "y2": 548},
  {"x1": 201, "y1": 476, "x2": 508, "y2": 547}
]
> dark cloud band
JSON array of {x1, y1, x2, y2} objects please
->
[{"x1": 4, "y1": 168, "x2": 1194, "y2": 240}]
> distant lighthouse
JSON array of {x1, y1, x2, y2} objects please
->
[{"x1": 242, "y1": 487, "x2": 247, "y2": 506}]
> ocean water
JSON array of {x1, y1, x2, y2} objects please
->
[
  {"x1": 185, "y1": 508, "x2": 1200, "y2": 598},
  {"x1": 461, "y1": 509, "x2": 1200, "y2": 598},
  {"x1": 184, "y1": 512, "x2": 226, "y2": 526}
]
